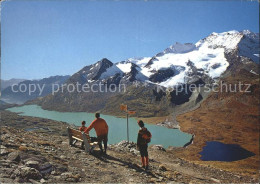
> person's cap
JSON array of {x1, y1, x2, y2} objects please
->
[{"x1": 82, "y1": 121, "x2": 86, "y2": 125}]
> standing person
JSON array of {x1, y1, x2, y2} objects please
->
[
  {"x1": 137, "y1": 120, "x2": 152, "y2": 170},
  {"x1": 85, "y1": 113, "x2": 109, "y2": 154}
]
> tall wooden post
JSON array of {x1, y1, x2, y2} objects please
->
[{"x1": 127, "y1": 113, "x2": 129, "y2": 142}]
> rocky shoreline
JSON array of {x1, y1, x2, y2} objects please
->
[
  {"x1": 0, "y1": 110, "x2": 259, "y2": 183},
  {"x1": 156, "y1": 120, "x2": 180, "y2": 129}
]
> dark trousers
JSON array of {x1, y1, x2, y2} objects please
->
[
  {"x1": 139, "y1": 144, "x2": 148, "y2": 157},
  {"x1": 97, "y1": 134, "x2": 108, "y2": 152}
]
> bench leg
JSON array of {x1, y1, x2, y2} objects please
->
[
  {"x1": 90, "y1": 146, "x2": 95, "y2": 153},
  {"x1": 82, "y1": 133, "x2": 90, "y2": 153},
  {"x1": 67, "y1": 127, "x2": 73, "y2": 146}
]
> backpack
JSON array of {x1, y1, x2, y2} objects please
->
[{"x1": 142, "y1": 128, "x2": 152, "y2": 143}]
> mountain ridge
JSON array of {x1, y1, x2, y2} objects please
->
[
  {"x1": 32, "y1": 30, "x2": 259, "y2": 117},
  {"x1": 1, "y1": 75, "x2": 70, "y2": 104}
]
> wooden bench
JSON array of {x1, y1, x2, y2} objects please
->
[{"x1": 67, "y1": 127, "x2": 99, "y2": 153}]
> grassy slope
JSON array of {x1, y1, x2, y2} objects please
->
[{"x1": 175, "y1": 69, "x2": 259, "y2": 177}]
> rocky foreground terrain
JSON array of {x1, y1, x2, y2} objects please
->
[{"x1": 0, "y1": 110, "x2": 259, "y2": 183}]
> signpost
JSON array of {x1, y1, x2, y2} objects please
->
[
  {"x1": 120, "y1": 104, "x2": 136, "y2": 142},
  {"x1": 126, "y1": 113, "x2": 129, "y2": 142}
]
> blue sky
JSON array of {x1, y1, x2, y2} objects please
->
[{"x1": 1, "y1": 0, "x2": 259, "y2": 80}]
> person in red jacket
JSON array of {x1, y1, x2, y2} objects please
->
[
  {"x1": 85, "y1": 113, "x2": 109, "y2": 154},
  {"x1": 79, "y1": 121, "x2": 87, "y2": 132}
]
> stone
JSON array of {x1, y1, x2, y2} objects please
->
[
  {"x1": 129, "y1": 148, "x2": 139, "y2": 155},
  {"x1": 150, "y1": 145, "x2": 166, "y2": 151},
  {"x1": 150, "y1": 177, "x2": 157, "y2": 182},
  {"x1": 39, "y1": 162, "x2": 53, "y2": 175},
  {"x1": 159, "y1": 164, "x2": 167, "y2": 171},
  {"x1": 40, "y1": 178, "x2": 47, "y2": 183},
  {"x1": 61, "y1": 172, "x2": 73, "y2": 177},
  {"x1": 20, "y1": 166, "x2": 42, "y2": 180},
  {"x1": 26, "y1": 160, "x2": 40, "y2": 170},
  {"x1": 55, "y1": 165, "x2": 68, "y2": 174},
  {"x1": 0, "y1": 145, "x2": 10, "y2": 156},
  {"x1": 7, "y1": 152, "x2": 21, "y2": 162},
  {"x1": 0, "y1": 149, "x2": 10, "y2": 156},
  {"x1": 54, "y1": 175, "x2": 61, "y2": 180},
  {"x1": 61, "y1": 172, "x2": 80, "y2": 182},
  {"x1": 60, "y1": 155, "x2": 66, "y2": 159},
  {"x1": 210, "y1": 178, "x2": 220, "y2": 183}
]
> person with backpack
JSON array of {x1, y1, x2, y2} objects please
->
[{"x1": 137, "y1": 120, "x2": 152, "y2": 170}]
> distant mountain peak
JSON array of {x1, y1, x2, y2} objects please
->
[
  {"x1": 69, "y1": 30, "x2": 259, "y2": 88},
  {"x1": 99, "y1": 58, "x2": 113, "y2": 65}
]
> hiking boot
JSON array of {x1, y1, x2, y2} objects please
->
[{"x1": 145, "y1": 165, "x2": 149, "y2": 170}]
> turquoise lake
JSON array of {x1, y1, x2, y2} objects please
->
[{"x1": 7, "y1": 105, "x2": 192, "y2": 148}]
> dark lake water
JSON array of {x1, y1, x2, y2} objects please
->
[{"x1": 200, "y1": 141, "x2": 255, "y2": 162}]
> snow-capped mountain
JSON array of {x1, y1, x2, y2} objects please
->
[
  {"x1": 36, "y1": 30, "x2": 259, "y2": 116},
  {"x1": 74, "y1": 30, "x2": 258, "y2": 88}
]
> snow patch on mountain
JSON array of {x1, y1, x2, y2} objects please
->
[
  {"x1": 116, "y1": 63, "x2": 132, "y2": 73},
  {"x1": 164, "y1": 42, "x2": 196, "y2": 54},
  {"x1": 159, "y1": 71, "x2": 186, "y2": 87},
  {"x1": 127, "y1": 57, "x2": 152, "y2": 67},
  {"x1": 137, "y1": 41, "x2": 229, "y2": 87},
  {"x1": 196, "y1": 30, "x2": 243, "y2": 51},
  {"x1": 99, "y1": 65, "x2": 123, "y2": 79}
]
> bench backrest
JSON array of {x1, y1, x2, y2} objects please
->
[
  {"x1": 70, "y1": 128, "x2": 84, "y2": 141},
  {"x1": 67, "y1": 127, "x2": 94, "y2": 153}
]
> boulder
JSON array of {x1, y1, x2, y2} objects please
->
[
  {"x1": 39, "y1": 162, "x2": 53, "y2": 175},
  {"x1": 150, "y1": 145, "x2": 166, "y2": 151},
  {"x1": 7, "y1": 152, "x2": 21, "y2": 162},
  {"x1": 20, "y1": 166, "x2": 42, "y2": 180},
  {"x1": 25, "y1": 160, "x2": 40, "y2": 170},
  {"x1": 129, "y1": 148, "x2": 139, "y2": 155}
]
